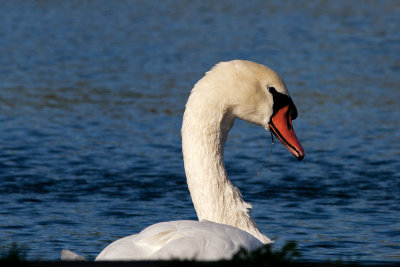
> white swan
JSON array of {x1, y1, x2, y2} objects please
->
[{"x1": 63, "y1": 60, "x2": 304, "y2": 261}]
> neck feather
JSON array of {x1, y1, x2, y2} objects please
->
[{"x1": 181, "y1": 87, "x2": 271, "y2": 244}]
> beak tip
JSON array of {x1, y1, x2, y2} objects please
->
[
  {"x1": 296, "y1": 153, "x2": 305, "y2": 161},
  {"x1": 295, "y1": 147, "x2": 305, "y2": 161}
]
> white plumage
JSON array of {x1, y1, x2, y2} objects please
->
[{"x1": 96, "y1": 220, "x2": 263, "y2": 260}]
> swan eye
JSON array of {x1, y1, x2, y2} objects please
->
[{"x1": 268, "y1": 86, "x2": 278, "y2": 94}]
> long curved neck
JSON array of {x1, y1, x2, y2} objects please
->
[{"x1": 181, "y1": 86, "x2": 271, "y2": 244}]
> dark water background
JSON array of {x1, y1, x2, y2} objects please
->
[{"x1": 0, "y1": 0, "x2": 399, "y2": 263}]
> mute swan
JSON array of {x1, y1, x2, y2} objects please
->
[{"x1": 62, "y1": 60, "x2": 304, "y2": 261}]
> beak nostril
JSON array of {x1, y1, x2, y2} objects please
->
[{"x1": 287, "y1": 113, "x2": 292, "y2": 130}]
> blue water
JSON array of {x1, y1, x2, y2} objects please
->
[{"x1": 1, "y1": 0, "x2": 399, "y2": 263}]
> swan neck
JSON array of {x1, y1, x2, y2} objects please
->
[{"x1": 181, "y1": 88, "x2": 271, "y2": 244}]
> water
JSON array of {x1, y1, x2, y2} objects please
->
[{"x1": 0, "y1": 0, "x2": 399, "y2": 263}]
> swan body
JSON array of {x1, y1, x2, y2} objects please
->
[
  {"x1": 96, "y1": 220, "x2": 263, "y2": 260},
  {"x1": 67, "y1": 60, "x2": 304, "y2": 261}
]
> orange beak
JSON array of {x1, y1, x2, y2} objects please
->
[{"x1": 269, "y1": 105, "x2": 305, "y2": 161}]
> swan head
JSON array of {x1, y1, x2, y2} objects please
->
[{"x1": 200, "y1": 60, "x2": 305, "y2": 160}]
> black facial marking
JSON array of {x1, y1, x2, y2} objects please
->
[{"x1": 268, "y1": 86, "x2": 298, "y2": 120}]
